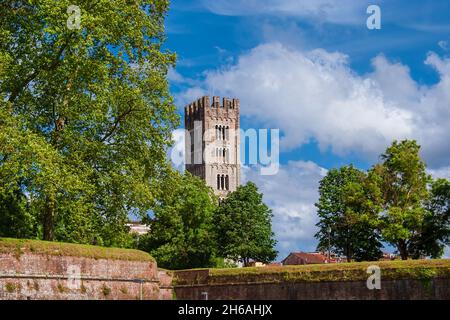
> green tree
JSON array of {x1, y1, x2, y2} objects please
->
[
  {"x1": 139, "y1": 172, "x2": 218, "y2": 270},
  {"x1": 369, "y1": 140, "x2": 431, "y2": 260},
  {"x1": 408, "y1": 178, "x2": 450, "y2": 258},
  {"x1": 0, "y1": 187, "x2": 37, "y2": 238},
  {"x1": 315, "y1": 165, "x2": 383, "y2": 262},
  {"x1": 214, "y1": 182, "x2": 277, "y2": 267},
  {"x1": 0, "y1": 1, "x2": 178, "y2": 245}
]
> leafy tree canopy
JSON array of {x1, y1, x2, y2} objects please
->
[
  {"x1": 408, "y1": 178, "x2": 450, "y2": 258},
  {"x1": 139, "y1": 171, "x2": 219, "y2": 270},
  {"x1": 315, "y1": 165, "x2": 383, "y2": 262},
  {"x1": 0, "y1": 0, "x2": 178, "y2": 245},
  {"x1": 316, "y1": 140, "x2": 449, "y2": 261},
  {"x1": 214, "y1": 182, "x2": 277, "y2": 266},
  {"x1": 369, "y1": 140, "x2": 431, "y2": 260}
]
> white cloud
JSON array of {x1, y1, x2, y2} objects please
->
[
  {"x1": 368, "y1": 55, "x2": 421, "y2": 108},
  {"x1": 438, "y1": 40, "x2": 448, "y2": 51},
  {"x1": 168, "y1": 128, "x2": 186, "y2": 172},
  {"x1": 168, "y1": 68, "x2": 201, "y2": 87},
  {"x1": 428, "y1": 166, "x2": 450, "y2": 180},
  {"x1": 167, "y1": 68, "x2": 207, "y2": 108},
  {"x1": 167, "y1": 68, "x2": 186, "y2": 83},
  {"x1": 202, "y1": 0, "x2": 367, "y2": 25},
  {"x1": 445, "y1": 246, "x2": 450, "y2": 259},
  {"x1": 243, "y1": 161, "x2": 327, "y2": 260},
  {"x1": 176, "y1": 43, "x2": 450, "y2": 168}
]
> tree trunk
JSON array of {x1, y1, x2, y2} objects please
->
[
  {"x1": 43, "y1": 198, "x2": 55, "y2": 241},
  {"x1": 345, "y1": 243, "x2": 352, "y2": 262},
  {"x1": 398, "y1": 240, "x2": 408, "y2": 260}
]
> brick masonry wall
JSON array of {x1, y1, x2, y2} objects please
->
[
  {"x1": 3, "y1": 251, "x2": 449, "y2": 300},
  {"x1": 0, "y1": 252, "x2": 174, "y2": 300},
  {"x1": 173, "y1": 270, "x2": 450, "y2": 300}
]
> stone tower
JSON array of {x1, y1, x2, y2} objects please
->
[{"x1": 185, "y1": 96, "x2": 241, "y2": 198}]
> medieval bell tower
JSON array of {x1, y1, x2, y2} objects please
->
[{"x1": 185, "y1": 96, "x2": 241, "y2": 198}]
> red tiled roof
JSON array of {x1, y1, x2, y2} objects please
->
[
  {"x1": 266, "y1": 263, "x2": 282, "y2": 267},
  {"x1": 282, "y1": 252, "x2": 336, "y2": 264}
]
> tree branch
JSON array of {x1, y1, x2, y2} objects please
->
[
  {"x1": 8, "y1": 36, "x2": 72, "y2": 103},
  {"x1": 100, "y1": 107, "x2": 135, "y2": 143}
]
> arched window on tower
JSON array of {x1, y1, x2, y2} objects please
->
[
  {"x1": 222, "y1": 148, "x2": 226, "y2": 163},
  {"x1": 226, "y1": 126, "x2": 229, "y2": 140},
  {"x1": 215, "y1": 125, "x2": 219, "y2": 140},
  {"x1": 222, "y1": 126, "x2": 226, "y2": 141},
  {"x1": 225, "y1": 175, "x2": 229, "y2": 190},
  {"x1": 221, "y1": 175, "x2": 225, "y2": 190},
  {"x1": 225, "y1": 148, "x2": 230, "y2": 163},
  {"x1": 217, "y1": 174, "x2": 220, "y2": 190}
]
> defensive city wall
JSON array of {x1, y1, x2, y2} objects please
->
[
  {"x1": 172, "y1": 261, "x2": 450, "y2": 300},
  {"x1": 1, "y1": 238, "x2": 450, "y2": 300},
  {"x1": 0, "y1": 238, "x2": 172, "y2": 300}
]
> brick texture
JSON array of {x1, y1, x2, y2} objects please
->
[{"x1": 0, "y1": 252, "x2": 173, "y2": 300}]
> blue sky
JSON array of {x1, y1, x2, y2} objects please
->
[{"x1": 164, "y1": 0, "x2": 450, "y2": 259}]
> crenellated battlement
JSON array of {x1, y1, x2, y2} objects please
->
[{"x1": 184, "y1": 96, "x2": 240, "y2": 119}]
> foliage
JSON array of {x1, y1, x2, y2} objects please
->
[
  {"x1": 368, "y1": 140, "x2": 431, "y2": 260},
  {"x1": 213, "y1": 257, "x2": 239, "y2": 269},
  {"x1": 315, "y1": 140, "x2": 449, "y2": 261},
  {"x1": 408, "y1": 178, "x2": 450, "y2": 258},
  {"x1": 138, "y1": 172, "x2": 218, "y2": 270},
  {"x1": 0, "y1": 188, "x2": 37, "y2": 238},
  {"x1": 315, "y1": 165, "x2": 383, "y2": 262},
  {"x1": 214, "y1": 182, "x2": 277, "y2": 266},
  {"x1": 0, "y1": 0, "x2": 178, "y2": 245}
]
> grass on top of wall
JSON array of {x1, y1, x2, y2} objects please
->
[
  {"x1": 0, "y1": 237, "x2": 154, "y2": 262},
  {"x1": 174, "y1": 259, "x2": 450, "y2": 285}
]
